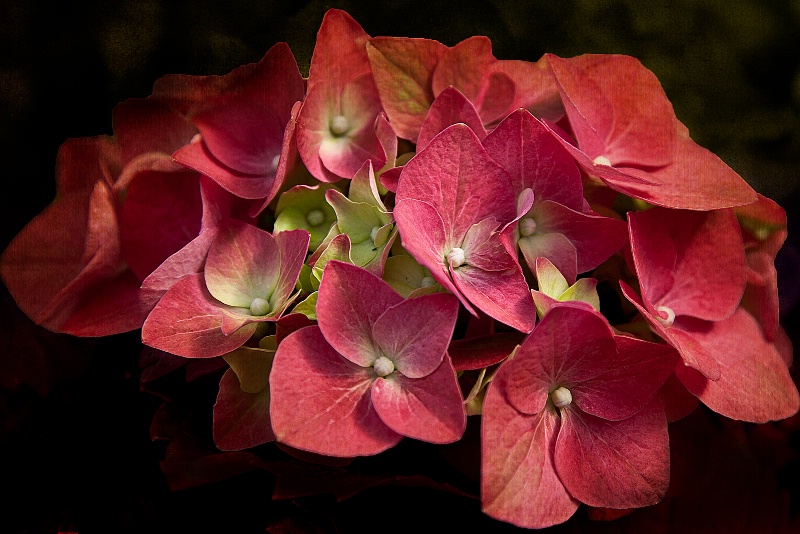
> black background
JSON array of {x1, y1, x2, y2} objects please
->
[{"x1": 2, "y1": 1, "x2": 800, "y2": 532}]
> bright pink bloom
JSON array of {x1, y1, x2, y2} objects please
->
[
  {"x1": 296, "y1": 9, "x2": 388, "y2": 182},
  {"x1": 173, "y1": 43, "x2": 304, "y2": 205},
  {"x1": 621, "y1": 207, "x2": 799, "y2": 422},
  {"x1": 482, "y1": 109, "x2": 628, "y2": 283},
  {"x1": 269, "y1": 261, "x2": 465, "y2": 457},
  {"x1": 141, "y1": 221, "x2": 309, "y2": 358},
  {"x1": 394, "y1": 123, "x2": 537, "y2": 333},
  {"x1": 546, "y1": 54, "x2": 757, "y2": 210},
  {"x1": 481, "y1": 304, "x2": 677, "y2": 529}
]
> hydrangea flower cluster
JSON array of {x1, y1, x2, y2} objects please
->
[{"x1": 2, "y1": 9, "x2": 797, "y2": 529}]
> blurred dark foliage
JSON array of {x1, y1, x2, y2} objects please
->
[{"x1": 1, "y1": 0, "x2": 800, "y2": 532}]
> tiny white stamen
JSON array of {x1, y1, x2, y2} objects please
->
[
  {"x1": 550, "y1": 386, "x2": 573, "y2": 408},
  {"x1": 420, "y1": 276, "x2": 436, "y2": 288},
  {"x1": 330, "y1": 115, "x2": 350, "y2": 137},
  {"x1": 519, "y1": 217, "x2": 537, "y2": 237},
  {"x1": 271, "y1": 154, "x2": 281, "y2": 172},
  {"x1": 447, "y1": 247, "x2": 466, "y2": 268},
  {"x1": 249, "y1": 297, "x2": 271, "y2": 316},
  {"x1": 593, "y1": 155, "x2": 612, "y2": 166},
  {"x1": 306, "y1": 209, "x2": 325, "y2": 227},
  {"x1": 373, "y1": 356, "x2": 395, "y2": 377},
  {"x1": 656, "y1": 305, "x2": 675, "y2": 327}
]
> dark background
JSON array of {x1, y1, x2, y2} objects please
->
[{"x1": 1, "y1": 1, "x2": 800, "y2": 532}]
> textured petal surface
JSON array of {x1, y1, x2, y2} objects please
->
[
  {"x1": 213, "y1": 368, "x2": 274, "y2": 451},
  {"x1": 371, "y1": 360, "x2": 465, "y2": 444},
  {"x1": 416, "y1": 86, "x2": 486, "y2": 150},
  {"x1": 269, "y1": 326, "x2": 402, "y2": 457}
]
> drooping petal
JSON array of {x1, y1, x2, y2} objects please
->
[
  {"x1": 316, "y1": 260, "x2": 403, "y2": 367},
  {"x1": 555, "y1": 400, "x2": 670, "y2": 509},
  {"x1": 481, "y1": 384, "x2": 578, "y2": 529},
  {"x1": 269, "y1": 326, "x2": 402, "y2": 457},
  {"x1": 371, "y1": 359, "x2": 465, "y2": 444},
  {"x1": 141, "y1": 274, "x2": 257, "y2": 358},
  {"x1": 674, "y1": 308, "x2": 799, "y2": 423},
  {"x1": 213, "y1": 367, "x2": 274, "y2": 451},
  {"x1": 371, "y1": 293, "x2": 459, "y2": 378}
]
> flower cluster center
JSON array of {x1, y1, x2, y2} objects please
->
[
  {"x1": 655, "y1": 305, "x2": 675, "y2": 327},
  {"x1": 249, "y1": 297, "x2": 271, "y2": 316},
  {"x1": 373, "y1": 355, "x2": 395, "y2": 377},
  {"x1": 519, "y1": 217, "x2": 537, "y2": 237},
  {"x1": 329, "y1": 115, "x2": 351, "y2": 137},
  {"x1": 447, "y1": 247, "x2": 466, "y2": 268},
  {"x1": 550, "y1": 386, "x2": 573, "y2": 409},
  {"x1": 306, "y1": 209, "x2": 325, "y2": 227}
]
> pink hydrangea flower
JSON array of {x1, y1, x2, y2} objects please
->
[{"x1": 269, "y1": 261, "x2": 466, "y2": 456}]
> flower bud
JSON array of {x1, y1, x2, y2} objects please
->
[
  {"x1": 249, "y1": 297, "x2": 271, "y2": 316},
  {"x1": 655, "y1": 305, "x2": 675, "y2": 327},
  {"x1": 447, "y1": 247, "x2": 466, "y2": 268},
  {"x1": 519, "y1": 217, "x2": 537, "y2": 237},
  {"x1": 550, "y1": 386, "x2": 572, "y2": 408},
  {"x1": 373, "y1": 356, "x2": 395, "y2": 377},
  {"x1": 329, "y1": 115, "x2": 350, "y2": 137}
]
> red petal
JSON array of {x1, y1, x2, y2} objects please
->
[
  {"x1": 481, "y1": 383, "x2": 578, "y2": 529},
  {"x1": 371, "y1": 359, "x2": 466, "y2": 443},
  {"x1": 316, "y1": 261, "x2": 403, "y2": 367},
  {"x1": 372, "y1": 293, "x2": 459, "y2": 378},
  {"x1": 213, "y1": 368, "x2": 275, "y2": 451},
  {"x1": 675, "y1": 308, "x2": 800, "y2": 423},
  {"x1": 451, "y1": 264, "x2": 536, "y2": 333},
  {"x1": 416, "y1": 86, "x2": 486, "y2": 150},
  {"x1": 141, "y1": 274, "x2": 256, "y2": 358},
  {"x1": 555, "y1": 400, "x2": 670, "y2": 508},
  {"x1": 269, "y1": 326, "x2": 401, "y2": 456}
]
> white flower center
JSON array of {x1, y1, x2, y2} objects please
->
[
  {"x1": 330, "y1": 115, "x2": 350, "y2": 137},
  {"x1": 550, "y1": 386, "x2": 572, "y2": 408},
  {"x1": 306, "y1": 209, "x2": 325, "y2": 227},
  {"x1": 446, "y1": 247, "x2": 466, "y2": 268},
  {"x1": 656, "y1": 305, "x2": 675, "y2": 328},
  {"x1": 249, "y1": 297, "x2": 271, "y2": 316},
  {"x1": 373, "y1": 356, "x2": 395, "y2": 377},
  {"x1": 592, "y1": 155, "x2": 612, "y2": 166},
  {"x1": 420, "y1": 276, "x2": 436, "y2": 288},
  {"x1": 519, "y1": 217, "x2": 537, "y2": 237}
]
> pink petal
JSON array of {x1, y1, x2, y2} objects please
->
[
  {"x1": 519, "y1": 230, "x2": 578, "y2": 285},
  {"x1": 572, "y1": 333, "x2": 679, "y2": 421},
  {"x1": 675, "y1": 308, "x2": 799, "y2": 423},
  {"x1": 316, "y1": 261, "x2": 403, "y2": 367},
  {"x1": 141, "y1": 274, "x2": 256, "y2": 358},
  {"x1": 213, "y1": 368, "x2": 274, "y2": 451},
  {"x1": 482, "y1": 108, "x2": 583, "y2": 210},
  {"x1": 416, "y1": 86, "x2": 486, "y2": 150},
  {"x1": 366, "y1": 37, "x2": 447, "y2": 142},
  {"x1": 620, "y1": 281, "x2": 721, "y2": 381},
  {"x1": 396, "y1": 123, "x2": 516, "y2": 245},
  {"x1": 451, "y1": 264, "x2": 536, "y2": 333},
  {"x1": 461, "y1": 217, "x2": 516, "y2": 272},
  {"x1": 431, "y1": 36, "x2": 494, "y2": 106},
  {"x1": 269, "y1": 229, "x2": 310, "y2": 306},
  {"x1": 204, "y1": 220, "x2": 281, "y2": 308},
  {"x1": 306, "y1": 9, "x2": 372, "y2": 94},
  {"x1": 546, "y1": 53, "x2": 676, "y2": 168},
  {"x1": 269, "y1": 325, "x2": 402, "y2": 456},
  {"x1": 448, "y1": 331, "x2": 525, "y2": 371},
  {"x1": 481, "y1": 383, "x2": 579, "y2": 529},
  {"x1": 555, "y1": 399, "x2": 670, "y2": 508},
  {"x1": 629, "y1": 207, "x2": 747, "y2": 322},
  {"x1": 372, "y1": 293, "x2": 459, "y2": 378},
  {"x1": 371, "y1": 358, "x2": 466, "y2": 443}
]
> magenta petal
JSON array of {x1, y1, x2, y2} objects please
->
[
  {"x1": 451, "y1": 264, "x2": 536, "y2": 333},
  {"x1": 416, "y1": 86, "x2": 486, "y2": 150},
  {"x1": 141, "y1": 274, "x2": 256, "y2": 358},
  {"x1": 371, "y1": 359, "x2": 466, "y2": 444},
  {"x1": 675, "y1": 308, "x2": 800, "y2": 423},
  {"x1": 372, "y1": 293, "x2": 459, "y2": 378},
  {"x1": 481, "y1": 384, "x2": 578, "y2": 529},
  {"x1": 204, "y1": 220, "x2": 280, "y2": 308},
  {"x1": 482, "y1": 109, "x2": 584, "y2": 210},
  {"x1": 213, "y1": 368, "x2": 274, "y2": 451},
  {"x1": 269, "y1": 326, "x2": 402, "y2": 457},
  {"x1": 555, "y1": 400, "x2": 670, "y2": 508},
  {"x1": 629, "y1": 207, "x2": 747, "y2": 321},
  {"x1": 270, "y1": 229, "x2": 310, "y2": 308},
  {"x1": 316, "y1": 261, "x2": 404, "y2": 367}
]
